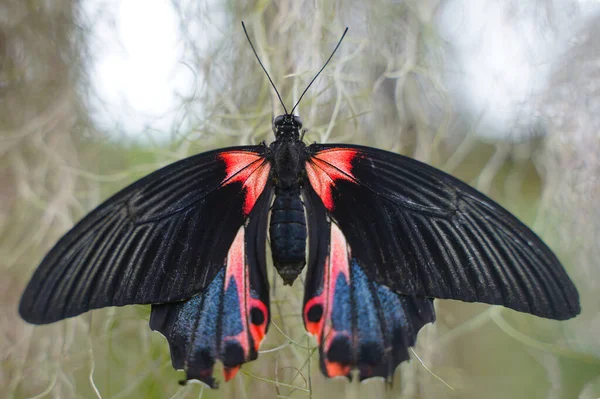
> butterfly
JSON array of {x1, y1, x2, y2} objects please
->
[{"x1": 19, "y1": 23, "x2": 580, "y2": 388}]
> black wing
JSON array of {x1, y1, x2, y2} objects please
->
[
  {"x1": 20, "y1": 145, "x2": 273, "y2": 324},
  {"x1": 150, "y1": 186, "x2": 272, "y2": 387},
  {"x1": 304, "y1": 143, "x2": 580, "y2": 320},
  {"x1": 302, "y1": 182, "x2": 435, "y2": 381}
]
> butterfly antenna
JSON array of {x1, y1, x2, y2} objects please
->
[
  {"x1": 289, "y1": 27, "x2": 348, "y2": 116},
  {"x1": 242, "y1": 21, "x2": 288, "y2": 115}
]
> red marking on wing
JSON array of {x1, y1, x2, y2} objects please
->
[
  {"x1": 248, "y1": 297, "x2": 268, "y2": 352},
  {"x1": 304, "y1": 223, "x2": 353, "y2": 377},
  {"x1": 304, "y1": 295, "x2": 325, "y2": 338},
  {"x1": 321, "y1": 224, "x2": 350, "y2": 361},
  {"x1": 223, "y1": 228, "x2": 251, "y2": 361},
  {"x1": 324, "y1": 359, "x2": 351, "y2": 378},
  {"x1": 223, "y1": 365, "x2": 241, "y2": 382},
  {"x1": 305, "y1": 148, "x2": 359, "y2": 211},
  {"x1": 225, "y1": 227, "x2": 246, "y2": 289},
  {"x1": 220, "y1": 151, "x2": 271, "y2": 216},
  {"x1": 222, "y1": 226, "x2": 269, "y2": 380},
  {"x1": 303, "y1": 223, "x2": 351, "y2": 341}
]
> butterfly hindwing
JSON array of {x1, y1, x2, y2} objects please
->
[
  {"x1": 305, "y1": 144, "x2": 580, "y2": 320},
  {"x1": 149, "y1": 187, "x2": 272, "y2": 387},
  {"x1": 303, "y1": 184, "x2": 435, "y2": 380},
  {"x1": 19, "y1": 146, "x2": 272, "y2": 324}
]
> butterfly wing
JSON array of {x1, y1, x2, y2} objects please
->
[
  {"x1": 302, "y1": 143, "x2": 580, "y2": 381},
  {"x1": 304, "y1": 143, "x2": 580, "y2": 320},
  {"x1": 303, "y1": 182, "x2": 435, "y2": 380},
  {"x1": 149, "y1": 185, "x2": 272, "y2": 387},
  {"x1": 19, "y1": 146, "x2": 273, "y2": 325}
]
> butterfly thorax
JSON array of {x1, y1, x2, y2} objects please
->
[
  {"x1": 270, "y1": 140, "x2": 306, "y2": 186},
  {"x1": 268, "y1": 115, "x2": 308, "y2": 284}
]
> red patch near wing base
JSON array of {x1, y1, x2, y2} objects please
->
[
  {"x1": 305, "y1": 148, "x2": 359, "y2": 211},
  {"x1": 220, "y1": 151, "x2": 271, "y2": 216}
]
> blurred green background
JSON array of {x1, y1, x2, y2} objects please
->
[{"x1": 1, "y1": 0, "x2": 599, "y2": 398}]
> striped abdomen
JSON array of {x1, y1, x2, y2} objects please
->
[{"x1": 269, "y1": 186, "x2": 307, "y2": 285}]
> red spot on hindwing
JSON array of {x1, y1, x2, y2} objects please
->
[
  {"x1": 219, "y1": 151, "x2": 271, "y2": 216},
  {"x1": 324, "y1": 359, "x2": 352, "y2": 378},
  {"x1": 248, "y1": 297, "x2": 268, "y2": 352},
  {"x1": 223, "y1": 365, "x2": 240, "y2": 382},
  {"x1": 305, "y1": 148, "x2": 359, "y2": 211}
]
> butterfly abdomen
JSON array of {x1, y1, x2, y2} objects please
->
[{"x1": 269, "y1": 186, "x2": 307, "y2": 284}]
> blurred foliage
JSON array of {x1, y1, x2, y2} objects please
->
[{"x1": 1, "y1": 0, "x2": 598, "y2": 398}]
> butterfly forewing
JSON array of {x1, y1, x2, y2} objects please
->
[
  {"x1": 19, "y1": 146, "x2": 272, "y2": 324},
  {"x1": 304, "y1": 143, "x2": 580, "y2": 320}
]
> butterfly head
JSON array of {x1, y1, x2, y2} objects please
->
[{"x1": 273, "y1": 114, "x2": 302, "y2": 141}]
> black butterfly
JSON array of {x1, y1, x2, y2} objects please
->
[{"x1": 19, "y1": 24, "x2": 580, "y2": 388}]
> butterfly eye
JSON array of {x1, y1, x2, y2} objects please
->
[
  {"x1": 273, "y1": 115, "x2": 285, "y2": 126},
  {"x1": 293, "y1": 115, "x2": 303, "y2": 128}
]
